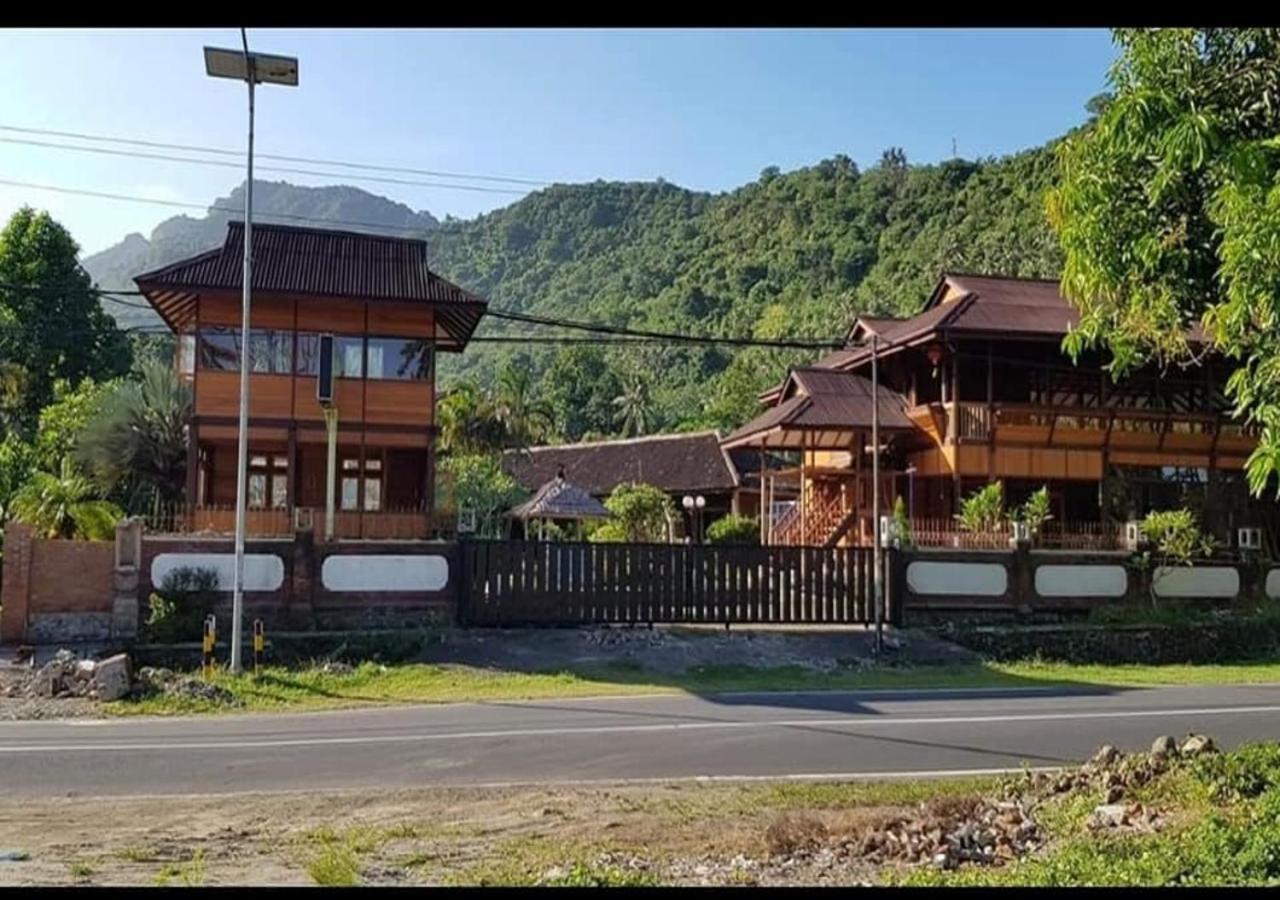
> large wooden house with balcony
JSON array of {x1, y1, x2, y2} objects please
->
[
  {"x1": 722, "y1": 273, "x2": 1267, "y2": 549},
  {"x1": 134, "y1": 222, "x2": 487, "y2": 538}
]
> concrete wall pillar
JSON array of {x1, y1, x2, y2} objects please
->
[{"x1": 111, "y1": 518, "x2": 143, "y2": 640}]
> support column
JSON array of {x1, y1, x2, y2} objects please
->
[
  {"x1": 286, "y1": 424, "x2": 297, "y2": 523},
  {"x1": 186, "y1": 420, "x2": 200, "y2": 528},
  {"x1": 759, "y1": 439, "x2": 767, "y2": 545}
]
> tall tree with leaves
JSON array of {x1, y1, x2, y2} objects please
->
[
  {"x1": 76, "y1": 359, "x2": 191, "y2": 512},
  {"x1": 1048, "y1": 28, "x2": 1280, "y2": 495},
  {"x1": 613, "y1": 371, "x2": 654, "y2": 438},
  {"x1": 492, "y1": 360, "x2": 555, "y2": 450},
  {"x1": 0, "y1": 207, "x2": 131, "y2": 435}
]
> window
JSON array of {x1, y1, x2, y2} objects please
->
[
  {"x1": 199, "y1": 326, "x2": 241, "y2": 371},
  {"x1": 247, "y1": 453, "x2": 289, "y2": 509},
  {"x1": 199, "y1": 328, "x2": 292, "y2": 374},
  {"x1": 340, "y1": 455, "x2": 382, "y2": 511},
  {"x1": 336, "y1": 336, "x2": 364, "y2": 378},
  {"x1": 366, "y1": 337, "x2": 433, "y2": 381},
  {"x1": 177, "y1": 334, "x2": 196, "y2": 376},
  {"x1": 248, "y1": 330, "x2": 293, "y2": 374},
  {"x1": 296, "y1": 332, "x2": 321, "y2": 375}
]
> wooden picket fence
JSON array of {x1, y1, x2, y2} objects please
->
[{"x1": 459, "y1": 540, "x2": 898, "y2": 627}]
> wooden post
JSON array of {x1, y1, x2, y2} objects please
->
[
  {"x1": 800, "y1": 431, "x2": 808, "y2": 546},
  {"x1": 186, "y1": 420, "x2": 200, "y2": 529},
  {"x1": 286, "y1": 424, "x2": 297, "y2": 523},
  {"x1": 759, "y1": 439, "x2": 768, "y2": 545}
]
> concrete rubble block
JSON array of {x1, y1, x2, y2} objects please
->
[
  {"x1": 1180, "y1": 734, "x2": 1216, "y2": 756},
  {"x1": 1150, "y1": 735, "x2": 1178, "y2": 758},
  {"x1": 91, "y1": 653, "x2": 131, "y2": 701}
]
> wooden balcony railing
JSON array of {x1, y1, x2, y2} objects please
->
[{"x1": 142, "y1": 503, "x2": 456, "y2": 540}]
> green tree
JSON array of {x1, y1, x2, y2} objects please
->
[
  {"x1": 438, "y1": 453, "x2": 527, "y2": 538},
  {"x1": 492, "y1": 360, "x2": 555, "y2": 449},
  {"x1": 9, "y1": 456, "x2": 123, "y2": 540},
  {"x1": 33, "y1": 378, "x2": 117, "y2": 472},
  {"x1": 0, "y1": 433, "x2": 35, "y2": 525},
  {"x1": 542, "y1": 345, "x2": 621, "y2": 440},
  {"x1": 437, "y1": 381, "x2": 508, "y2": 456},
  {"x1": 0, "y1": 207, "x2": 131, "y2": 434},
  {"x1": 75, "y1": 360, "x2": 191, "y2": 511},
  {"x1": 1047, "y1": 28, "x2": 1280, "y2": 495},
  {"x1": 612, "y1": 371, "x2": 655, "y2": 438},
  {"x1": 591, "y1": 482, "x2": 674, "y2": 543},
  {"x1": 705, "y1": 513, "x2": 760, "y2": 545}
]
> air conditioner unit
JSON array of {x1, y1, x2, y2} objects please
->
[
  {"x1": 457, "y1": 508, "x2": 477, "y2": 534},
  {"x1": 294, "y1": 507, "x2": 314, "y2": 531},
  {"x1": 1124, "y1": 521, "x2": 1143, "y2": 552},
  {"x1": 1238, "y1": 527, "x2": 1263, "y2": 551}
]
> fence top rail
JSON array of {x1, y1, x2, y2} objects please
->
[{"x1": 463, "y1": 538, "x2": 875, "y2": 552}]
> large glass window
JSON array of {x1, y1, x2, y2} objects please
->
[
  {"x1": 177, "y1": 334, "x2": 196, "y2": 376},
  {"x1": 199, "y1": 326, "x2": 241, "y2": 371},
  {"x1": 336, "y1": 336, "x2": 364, "y2": 378},
  {"x1": 366, "y1": 337, "x2": 432, "y2": 381},
  {"x1": 249, "y1": 330, "x2": 293, "y2": 374},
  {"x1": 199, "y1": 328, "x2": 292, "y2": 374},
  {"x1": 296, "y1": 332, "x2": 321, "y2": 376}
]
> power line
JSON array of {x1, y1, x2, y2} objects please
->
[
  {"x1": 0, "y1": 178, "x2": 443, "y2": 237},
  {"x1": 0, "y1": 136, "x2": 530, "y2": 196},
  {"x1": 0, "y1": 123, "x2": 551, "y2": 187},
  {"x1": 2, "y1": 280, "x2": 844, "y2": 351}
]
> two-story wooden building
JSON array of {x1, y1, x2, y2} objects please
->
[
  {"x1": 135, "y1": 222, "x2": 487, "y2": 538},
  {"x1": 722, "y1": 273, "x2": 1267, "y2": 548}
]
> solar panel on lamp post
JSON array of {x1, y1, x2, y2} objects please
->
[{"x1": 204, "y1": 39, "x2": 298, "y2": 674}]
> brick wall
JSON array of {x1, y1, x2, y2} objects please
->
[{"x1": 1, "y1": 523, "x2": 116, "y2": 644}]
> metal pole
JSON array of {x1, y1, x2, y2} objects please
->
[
  {"x1": 872, "y1": 334, "x2": 883, "y2": 654},
  {"x1": 230, "y1": 57, "x2": 255, "y2": 675}
]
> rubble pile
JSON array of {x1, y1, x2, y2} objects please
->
[
  {"x1": 0, "y1": 650, "x2": 131, "y2": 701},
  {"x1": 131, "y1": 667, "x2": 242, "y2": 706}
]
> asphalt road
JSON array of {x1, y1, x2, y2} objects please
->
[{"x1": 2, "y1": 685, "x2": 1279, "y2": 798}]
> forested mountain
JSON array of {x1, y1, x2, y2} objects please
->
[{"x1": 83, "y1": 141, "x2": 1066, "y2": 438}]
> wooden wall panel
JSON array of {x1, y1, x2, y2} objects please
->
[
  {"x1": 367, "y1": 303, "x2": 433, "y2": 337},
  {"x1": 296, "y1": 298, "x2": 365, "y2": 334},
  {"x1": 365, "y1": 381, "x2": 433, "y2": 426},
  {"x1": 199, "y1": 293, "x2": 295, "y2": 329},
  {"x1": 196, "y1": 372, "x2": 294, "y2": 419}
]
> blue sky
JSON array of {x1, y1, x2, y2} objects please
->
[{"x1": 0, "y1": 28, "x2": 1118, "y2": 256}]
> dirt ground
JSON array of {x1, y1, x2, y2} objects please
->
[
  {"x1": 417, "y1": 625, "x2": 977, "y2": 675},
  {"x1": 0, "y1": 780, "x2": 959, "y2": 887}
]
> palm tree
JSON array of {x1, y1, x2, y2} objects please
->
[
  {"x1": 75, "y1": 359, "x2": 191, "y2": 512},
  {"x1": 613, "y1": 372, "x2": 654, "y2": 437},
  {"x1": 10, "y1": 456, "x2": 122, "y2": 539},
  {"x1": 438, "y1": 381, "x2": 508, "y2": 456},
  {"x1": 493, "y1": 364, "x2": 555, "y2": 450}
]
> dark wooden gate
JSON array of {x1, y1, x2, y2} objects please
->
[{"x1": 458, "y1": 540, "x2": 898, "y2": 626}]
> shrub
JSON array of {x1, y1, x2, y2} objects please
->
[
  {"x1": 593, "y1": 482, "x2": 674, "y2": 543},
  {"x1": 1141, "y1": 508, "x2": 1217, "y2": 566},
  {"x1": 892, "y1": 495, "x2": 914, "y2": 548},
  {"x1": 1018, "y1": 485, "x2": 1053, "y2": 536},
  {"x1": 956, "y1": 482, "x2": 1004, "y2": 532},
  {"x1": 706, "y1": 514, "x2": 759, "y2": 545},
  {"x1": 145, "y1": 566, "x2": 220, "y2": 644}
]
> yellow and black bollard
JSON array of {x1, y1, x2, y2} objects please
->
[
  {"x1": 202, "y1": 615, "x2": 217, "y2": 680},
  {"x1": 253, "y1": 619, "x2": 265, "y2": 678}
]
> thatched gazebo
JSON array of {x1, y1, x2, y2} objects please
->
[{"x1": 508, "y1": 473, "x2": 608, "y2": 540}]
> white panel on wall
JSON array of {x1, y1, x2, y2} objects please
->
[
  {"x1": 1267, "y1": 569, "x2": 1280, "y2": 600},
  {"x1": 1035, "y1": 565, "x2": 1128, "y2": 598},
  {"x1": 1153, "y1": 566, "x2": 1240, "y2": 599},
  {"x1": 151, "y1": 553, "x2": 284, "y2": 592},
  {"x1": 321, "y1": 555, "x2": 449, "y2": 593},
  {"x1": 907, "y1": 561, "x2": 1007, "y2": 596}
]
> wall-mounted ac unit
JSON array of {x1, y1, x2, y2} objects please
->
[
  {"x1": 457, "y1": 508, "x2": 476, "y2": 534},
  {"x1": 1238, "y1": 527, "x2": 1263, "y2": 551},
  {"x1": 294, "y1": 507, "x2": 314, "y2": 531},
  {"x1": 1124, "y1": 521, "x2": 1143, "y2": 551}
]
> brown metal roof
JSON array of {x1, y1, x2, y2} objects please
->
[
  {"x1": 502, "y1": 431, "x2": 740, "y2": 497},
  {"x1": 722, "y1": 368, "x2": 914, "y2": 450},
  {"x1": 134, "y1": 221, "x2": 487, "y2": 350}
]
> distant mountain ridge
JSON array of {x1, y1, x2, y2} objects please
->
[
  {"x1": 82, "y1": 141, "x2": 1068, "y2": 435},
  {"x1": 82, "y1": 181, "x2": 440, "y2": 328}
]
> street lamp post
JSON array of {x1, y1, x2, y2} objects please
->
[
  {"x1": 871, "y1": 333, "x2": 883, "y2": 655},
  {"x1": 682, "y1": 494, "x2": 706, "y2": 543},
  {"x1": 204, "y1": 38, "x2": 298, "y2": 674}
]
